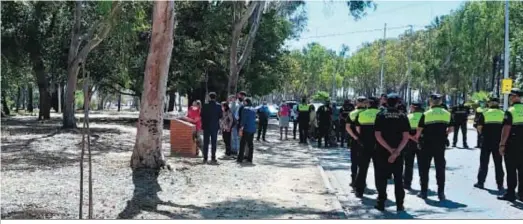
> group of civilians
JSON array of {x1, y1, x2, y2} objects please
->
[
  {"x1": 183, "y1": 91, "x2": 295, "y2": 164},
  {"x1": 183, "y1": 91, "x2": 257, "y2": 164}
]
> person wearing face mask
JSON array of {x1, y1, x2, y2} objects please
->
[{"x1": 233, "y1": 91, "x2": 247, "y2": 158}]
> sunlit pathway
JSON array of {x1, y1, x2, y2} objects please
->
[{"x1": 309, "y1": 123, "x2": 523, "y2": 219}]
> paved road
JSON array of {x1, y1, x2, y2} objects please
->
[{"x1": 309, "y1": 124, "x2": 523, "y2": 219}]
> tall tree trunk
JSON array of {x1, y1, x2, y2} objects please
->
[
  {"x1": 16, "y1": 86, "x2": 21, "y2": 112},
  {"x1": 117, "y1": 93, "x2": 122, "y2": 112},
  {"x1": 31, "y1": 55, "x2": 51, "y2": 119},
  {"x1": 227, "y1": 1, "x2": 264, "y2": 95},
  {"x1": 21, "y1": 87, "x2": 26, "y2": 110},
  {"x1": 63, "y1": 0, "x2": 121, "y2": 129},
  {"x1": 1, "y1": 90, "x2": 10, "y2": 116},
  {"x1": 27, "y1": 85, "x2": 34, "y2": 113},
  {"x1": 98, "y1": 92, "x2": 105, "y2": 111},
  {"x1": 63, "y1": 64, "x2": 81, "y2": 128},
  {"x1": 130, "y1": 0, "x2": 175, "y2": 170},
  {"x1": 167, "y1": 92, "x2": 175, "y2": 112}
]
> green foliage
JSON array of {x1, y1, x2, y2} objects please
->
[
  {"x1": 312, "y1": 91, "x2": 330, "y2": 102},
  {"x1": 470, "y1": 91, "x2": 490, "y2": 103}
]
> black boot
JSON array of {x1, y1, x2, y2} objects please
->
[
  {"x1": 375, "y1": 201, "x2": 385, "y2": 211},
  {"x1": 396, "y1": 204, "x2": 405, "y2": 212},
  {"x1": 438, "y1": 191, "x2": 446, "y2": 201},
  {"x1": 498, "y1": 193, "x2": 516, "y2": 202},
  {"x1": 418, "y1": 191, "x2": 428, "y2": 199},
  {"x1": 474, "y1": 183, "x2": 484, "y2": 189}
]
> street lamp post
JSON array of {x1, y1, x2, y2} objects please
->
[{"x1": 503, "y1": 0, "x2": 510, "y2": 110}]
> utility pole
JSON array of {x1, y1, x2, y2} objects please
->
[
  {"x1": 406, "y1": 25, "x2": 413, "y2": 107},
  {"x1": 379, "y1": 23, "x2": 387, "y2": 94},
  {"x1": 503, "y1": 0, "x2": 510, "y2": 111}
]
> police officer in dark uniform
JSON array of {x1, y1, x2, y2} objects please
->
[
  {"x1": 354, "y1": 97, "x2": 380, "y2": 197},
  {"x1": 474, "y1": 96, "x2": 504, "y2": 192},
  {"x1": 317, "y1": 99, "x2": 333, "y2": 148},
  {"x1": 374, "y1": 93, "x2": 411, "y2": 211},
  {"x1": 474, "y1": 101, "x2": 486, "y2": 148},
  {"x1": 298, "y1": 97, "x2": 311, "y2": 144},
  {"x1": 415, "y1": 94, "x2": 454, "y2": 200},
  {"x1": 498, "y1": 88, "x2": 523, "y2": 202},
  {"x1": 451, "y1": 102, "x2": 470, "y2": 148},
  {"x1": 346, "y1": 96, "x2": 367, "y2": 188},
  {"x1": 339, "y1": 99, "x2": 355, "y2": 148},
  {"x1": 403, "y1": 102, "x2": 424, "y2": 190}
]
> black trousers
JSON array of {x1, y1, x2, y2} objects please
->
[
  {"x1": 222, "y1": 131, "x2": 232, "y2": 156},
  {"x1": 317, "y1": 125, "x2": 330, "y2": 147},
  {"x1": 299, "y1": 121, "x2": 309, "y2": 143},
  {"x1": 203, "y1": 129, "x2": 218, "y2": 160},
  {"x1": 340, "y1": 121, "x2": 349, "y2": 147},
  {"x1": 333, "y1": 120, "x2": 341, "y2": 142},
  {"x1": 293, "y1": 119, "x2": 299, "y2": 139},
  {"x1": 476, "y1": 132, "x2": 483, "y2": 148},
  {"x1": 505, "y1": 143, "x2": 523, "y2": 197},
  {"x1": 453, "y1": 122, "x2": 468, "y2": 146},
  {"x1": 350, "y1": 138, "x2": 361, "y2": 183},
  {"x1": 375, "y1": 149, "x2": 405, "y2": 205},
  {"x1": 257, "y1": 119, "x2": 268, "y2": 141},
  {"x1": 477, "y1": 143, "x2": 504, "y2": 185},
  {"x1": 419, "y1": 143, "x2": 446, "y2": 193},
  {"x1": 238, "y1": 132, "x2": 254, "y2": 162},
  {"x1": 355, "y1": 144, "x2": 375, "y2": 194},
  {"x1": 403, "y1": 141, "x2": 420, "y2": 187}
]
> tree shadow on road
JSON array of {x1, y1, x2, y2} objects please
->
[
  {"x1": 344, "y1": 196, "x2": 415, "y2": 219},
  {"x1": 117, "y1": 168, "x2": 344, "y2": 219}
]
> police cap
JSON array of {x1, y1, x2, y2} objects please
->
[
  {"x1": 356, "y1": 96, "x2": 367, "y2": 102},
  {"x1": 411, "y1": 102, "x2": 422, "y2": 107},
  {"x1": 509, "y1": 88, "x2": 523, "y2": 97},
  {"x1": 430, "y1": 94, "x2": 442, "y2": 100}
]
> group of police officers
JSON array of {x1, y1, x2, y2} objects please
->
[{"x1": 293, "y1": 88, "x2": 523, "y2": 212}]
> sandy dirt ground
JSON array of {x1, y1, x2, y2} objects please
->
[{"x1": 1, "y1": 113, "x2": 341, "y2": 219}]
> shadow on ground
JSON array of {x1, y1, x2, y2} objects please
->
[
  {"x1": 117, "y1": 169, "x2": 342, "y2": 219},
  {"x1": 1, "y1": 116, "x2": 137, "y2": 172}
]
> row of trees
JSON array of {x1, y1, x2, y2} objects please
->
[
  {"x1": 280, "y1": 1, "x2": 523, "y2": 104},
  {"x1": 1, "y1": 0, "x2": 373, "y2": 126}
]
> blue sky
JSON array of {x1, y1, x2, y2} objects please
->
[{"x1": 285, "y1": 0, "x2": 465, "y2": 54}]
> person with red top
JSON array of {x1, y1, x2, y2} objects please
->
[
  {"x1": 186, "y1": 100, "x2": 202, "y2": 132},
  {"x1": 278, "y1": 103, "x2": 291, "y2": 140}
]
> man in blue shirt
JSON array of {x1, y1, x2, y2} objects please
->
[
  {"x1": 238, "y1": 98, "x2": 257, "y2": 163},
  {"x1": 201, "y1": 92, "x2": 223, "y2": 163},
  {"x1": 257, "y1": 101, "x2": 270, "y2": 141}
]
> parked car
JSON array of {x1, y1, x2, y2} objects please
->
[{"x1": 255, "y1": 104, "x2": 279, "y2": 119}]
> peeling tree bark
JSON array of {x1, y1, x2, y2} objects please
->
[
  {"x1": 63, "y1": 1, "x2": 122, "y2": 129},
  {"x1": 227, "y1": 1, "x2": 264, "y2": 95},
  {"x1": 130, "y1": 0, "x2": 175, "y2": 170}
]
